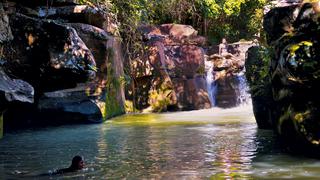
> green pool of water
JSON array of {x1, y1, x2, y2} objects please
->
[{"x1": 0, "y1": 106, "x2": 319, "y2": 179}]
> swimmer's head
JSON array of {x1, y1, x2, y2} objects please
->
[{"x1": 71, "y1": 155, "x2": 85, "y2": 170}]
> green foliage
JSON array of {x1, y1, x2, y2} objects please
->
[
  {"x1": 201, "y1": 0, "x2": 267, "y2": 43},
  {"x1": 106, "y1": 0, "x2": 267, "y2": 43},
  {"x1": 148, "y1": 84, "x2": 172, "y2": 113},
  {"x1": 245, "y1": 46, "x2": 272, "y2": 97}
]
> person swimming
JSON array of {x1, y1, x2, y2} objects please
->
[
  {"x1": 25, "y1": 156, "x2": 85, "y2": 178},
  {"x1": 54, "y1": 155, "x2": 85, "y2": 174}
]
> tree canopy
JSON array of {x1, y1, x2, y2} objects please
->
[{"x1": 108, "y1": 0, "x2": 266, "y2": 43}]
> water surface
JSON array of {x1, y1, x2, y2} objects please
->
[{"x1": 1, "y1": 106, "x2": 320, "y2": 179}]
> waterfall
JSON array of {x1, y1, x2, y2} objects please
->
[
  {"x1": 236, "y1": 70, "x2": 251, "y2": 106},
  {"x1": 206, "y1": 61, "x2": 217, "y2": 106},
  {"x1": 205, "y1": 61, "x2": 251, "y2": 108}
]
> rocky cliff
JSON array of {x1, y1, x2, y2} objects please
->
[
  {"x1": 130, "y1": 24, "x2": 211, "y2": 112},
  {"x1": 0, "y1": 0, "x2": 125, "y2": 129},
  {"x1": 247, "y1": 1, "x2": 320, "y2": 155}
]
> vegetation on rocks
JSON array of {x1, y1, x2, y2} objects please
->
[{"x1": 109, "y1": 0, "x2": 266, "y2": 43}]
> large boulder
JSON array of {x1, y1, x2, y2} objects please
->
[
  {"x1": 140, "y1": 24, "x2": 206, "y2": 46},
  {"x1": 1, "y1": 12, "x2": 99, "y2": 126},
  {"x1": 68, "y1": 23, "x2": 125, "y2": 119},
  {"x1": 263, "y1": 5, "x2": 299, "y2": 45},
  {"x1": 0, "y1": 67, "x2": 34, "y2": 112},
  {"x1": 38, "y1": 88, "x2": 102, "y2": 123},
  {"x1": 19, "y1": 4, "x2": 118, "y2": 35},
  {"x1": 150, "y1": 44, "x2": 204, "y2": 78},
  {"x1": 132, "y1": 24, "x2": 211, "y2": 111},
  {"x1": 245, "y1": 46, "x2": 274, "y2": 129},
  {"x1": 249, "y1": 2, "x2": 320, "y2": 154},
  {"x1": 3, "y1": 13, "x2": 96, "y2": 92}
]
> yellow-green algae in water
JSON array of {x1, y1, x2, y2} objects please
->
[{"x1": 107, "y1": 107, "x2": 255, "y2": 127}]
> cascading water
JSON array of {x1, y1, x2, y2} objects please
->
[
  {"x1": 205, "y1": 61, "x2": 251, "y2": 108},
  {"x1": 205, "y1": 61, "x2": 217, "y2": 106},
  {"x1": 205, "y1": 42, "x2": 254, "y2": 108},
  {"x1": 235, "y1": 70, "x2": 251, "y2": 106}
]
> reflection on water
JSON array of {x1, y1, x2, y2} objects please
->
[{"x1": 1, "y1": 106, "x2": 320, "y2": 179}]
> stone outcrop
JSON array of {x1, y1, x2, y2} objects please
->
[
  {"x1": 69, "y1": 23, "x2": 125, "y2": 119},
  {"x1": 4, "y1": 13, "x2": 96, "y2": 92},
  {"x1": 0, "y1": 4, "x2": 33, "y2": 113},
  {"x1": 0, "y1": 68, "x2": 34, "y2": 111},
  {"x1": 132, "y1": 24, "x2": 211, "y2": 111},
  {"x1": 0, "y1": 0, "x2": 125, "y2": 128},
  {"x1": 248, "y1": 2, "x2": 320, "y2": 154},
  {"x1": 21, "y1": 4, "x2": 118, "y2": 35}
]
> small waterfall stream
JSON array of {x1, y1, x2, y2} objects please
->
[
  {"x1": 236, "y1": 71, "x2": 251, "y2": 106},
  {"x1": 205, "y1": 60, "x2": 251, "y2": 108},
  {"x1": 205, "y1": 61, "x2": 217, "y2": 106}
]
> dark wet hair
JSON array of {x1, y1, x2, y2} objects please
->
[{"x1": 71, "y1": 155, "x2": 83, "y2": 168}]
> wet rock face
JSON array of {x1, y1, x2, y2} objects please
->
[
  {"x1": 133, "y1": 24, "x2": 211, "y2": 111},
  {"x1": 4, "y1": 13, "x2": 96, "y2": 92},
  {"x1": 154, "y1": 45, "x2": 204, "y2": 78},
  {"x1": 0, "y1": 0, "x2": 125, "y2": 127},
  {"x1": 253, "y1": 2, "x2": 320, "y2": 151},
  {"x1": 69, "y1": 23, "x2": 125, "y2": 119}
]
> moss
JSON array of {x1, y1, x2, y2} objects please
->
[
  {"x1": 293, "y1": 110, "x2": 311, "y2": 123},
  {"x1": 124, "y1": 100, "x2": 138, "y2": 113},
  {"x1": 148, "y1": 83, "x2": 173, "y2": 112},
  {"x1": 104, "y1": 48, "x2": 125, "y2": 120},
  {"x1": 289, "y1": 41, "x2": 313, "y2": 56},
  {"x1": 196, "y1": 65, "x2": 206, "y2": 75},
  {"x1": 105, "y1": 92, "x2": 124, "y2": 119},
  {"x1": 278, "y1": 106, "x2": 292, "y2": 134}
]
